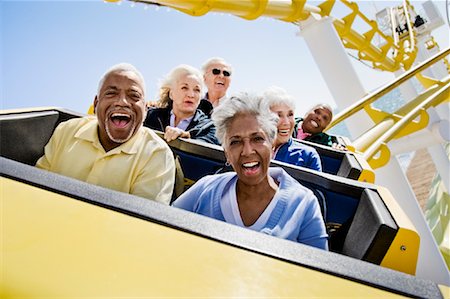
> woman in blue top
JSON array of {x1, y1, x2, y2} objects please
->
[
  {"x1": 263, "y1": 86, "x2": 322, "y2": 172},
  {"x1": 172, "y1": 92, "x2": 328, "y2": 250}
]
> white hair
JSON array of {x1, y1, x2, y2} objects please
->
[
  {"x1": 201, "y1": 57, "x2": 233, "y2": 75},
  {"x1": 262, "y1": 86, "x2": 296, "y2": 111},
  {"x1": 212, "y1": 92, "x2": 278, "y2": 145},
  {"x1": 97, "y1": 63, "x2": 146, "y2": 97}
]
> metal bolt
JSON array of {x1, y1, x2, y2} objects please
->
[{"x1": 400, "y1": 245, "x2": 407, "y2": 251}]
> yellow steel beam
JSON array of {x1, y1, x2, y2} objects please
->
[
  {"x1": 112, "y1": 0, "x2": 419, "y2": 72},
  {"x1": 127, "y1": 0, "x2": 319, "y2": 21}
]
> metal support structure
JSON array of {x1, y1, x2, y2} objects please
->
[
  {"x1": 428, "y1": 143, "x2": 450, "y2": 193},
  {"x1": 297, "y1": 16, "x2": 372, "y2": 139},
  {"x1": 298, "y1": 12, "x2": 450, "y2": 285},
  {"x1": 375, "y1": 158, "x2": 450, "y2": 285}
]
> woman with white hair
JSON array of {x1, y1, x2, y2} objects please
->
[
  {"x1": 263, "y1": 86, "x2": 322, "y2": 172},
  {"x1": 172, "y1": 92, "x2": 328, "y2": 250},
  {"x1": 144, "y1": 64, "x2": 219, "y2": 145}
]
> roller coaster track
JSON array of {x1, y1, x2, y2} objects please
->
[
  {"x1": 110, "y1": 0, "x2": 419, "y2": 71},
  {"x1": 107, "y1": 0, "x2": 448, "y2": 170}
]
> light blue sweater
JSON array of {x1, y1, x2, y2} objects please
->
[
  {"x1": 173, "y1": 168, "x2": 328, "y2": 250},
  {"x1": 274, "y1": 138, "x2": 322, "y2": 172}
]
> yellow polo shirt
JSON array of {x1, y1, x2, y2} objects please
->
[{"x1": 36, "y1": 117, "x2": 175, "y2": 204}]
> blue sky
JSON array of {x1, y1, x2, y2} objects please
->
[{"x1": 1, "y1": 0, "x2": 449, "y2": 116}]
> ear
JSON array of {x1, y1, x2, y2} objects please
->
[
  {"x1": 224, "y1": 149, "x2": 230, "y2": 163},
  {"x1": 93, "y1": 96, "x2": 98, "y2": 114}
]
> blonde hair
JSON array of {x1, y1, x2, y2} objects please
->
[{"x1": 157, "y1": 64, "x2": 204, "y2": 108}]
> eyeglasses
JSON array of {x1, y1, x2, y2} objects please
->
[{"x1": 211, "y1": 68, "x2": 231, "y2": 77}]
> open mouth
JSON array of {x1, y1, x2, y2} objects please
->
[
  {"x1": 278, "y1": 129, "x2": 290, "y2": 136},
  {"x1": 311, "y1": 120, "x2": 319, "y2": 128},
  {"x1": 110, "y1": 113, "x2": 131, "y2": 128},
  {"x1": 241, "y1": 161, "x2": 260, "y2": 175}
]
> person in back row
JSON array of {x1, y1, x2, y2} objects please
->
[
  {"x1": 36, "y1": 63, "x2": 175, "y2": 204},
  {"x1": 172, "y1": 92, "x2": 328, "y2": 250},
  {"x1": 263, "y1": 86, "x2": 322, "y2": 172},
  {"x1": 197, "y1": 57, "x2": 232, "y2": 117},
  {"x1": 144, "y1": 64, "x2": 219, "y2": 145},
  {"x1": 293, "y1": 103, "x2": 345, "y2": 150}
]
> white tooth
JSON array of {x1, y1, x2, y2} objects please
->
[
  {"x1": 279, "y1": 130, "x2": 289, "y2": 134},
  {"x1": 111, "y1": 113, "x2": 129, "y2": 118},
  {"x1": 243, "y1": 162, "x2": 258, "y2": 167},
  {"x1": 311, "y1": 120, "x2": 318, "y2": 128}
]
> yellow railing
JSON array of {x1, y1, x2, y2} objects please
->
[
  {"x1": 362, "y1": 82, "x2": 449, "y2": 168},
  {"x1": 328, "y1": 48, "x2": 450, "y2": 129},
  {"x1": 109, "y1": 0, "x2": 419, "y2": 72},
  {"x1": 327, "y1": 48, "x2": 450, "y2": 168}
]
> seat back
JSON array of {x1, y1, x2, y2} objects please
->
[
  {"x1": 166, "y1": 139, "x2": 399, "y2": 264},
  {"x1": 341, "y1": 189, "x2": 398, "y2": 264},
  {"x1": 0, "y1": 108, "x2": 398, "y2": 265},
  {"x1": 295, "y1": 139, "x2": 367, "y2": 181},
  {"x1": 0, "y1": 109, "x2": 80, "y2": 165},
  {"x1": 337, "y1": 152, "x2": 363, "y2": 180}
]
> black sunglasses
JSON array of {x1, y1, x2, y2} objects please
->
[{"x1": 212, "y1": 68, "x2": 231, "y2": 77}]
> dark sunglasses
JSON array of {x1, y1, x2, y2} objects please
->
[{"x1": 211, "y1": 68, "x2": 231, "y2": 77}]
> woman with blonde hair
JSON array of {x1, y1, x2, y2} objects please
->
[{"x1": 144, "y1": 64, "x2": 219, "y2": 145}]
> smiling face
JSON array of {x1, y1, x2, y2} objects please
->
[
  {"x1": 302, "y1": 106, "x2": 332, "y2": 135},
  {"x1": 270, "y1": 103, "x2": 295, "y2": 147},
  {"x1": 94, "y1": 70, "x2": 146, "y2": 151},
  {"x1": 204, "y1": 62, "x2": 231, "y2": 98},
  {"x1": 170, "y1": 74, "x2": 202, "y2": 118},
  {"x1": 223, "y1": 113, "x2": 272, "y2": 187}
]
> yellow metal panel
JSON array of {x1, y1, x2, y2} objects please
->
[
  {"x1": 367, "y1": 143, "x2": 391, "y2": 169},
  {"x1": 381, "y1": 228, "x2": 420, "y2": 275},
  {"x1": 439, "y1": 285, "x2": 450, "y2": 299},
  {"x1": 1, "y1": 178, "x2": 406, "y2": 298},
  {"x1": 355, "y1": 155, "x2": 375, "y2": 183},
  {"x1": 377, "y1": 187, "x2": 420, "y2": 274}
]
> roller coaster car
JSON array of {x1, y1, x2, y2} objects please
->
[{"x1": 0, "y1": 107, "x2": 444, "y2": 298}]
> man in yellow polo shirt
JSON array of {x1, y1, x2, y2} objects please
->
[{"x1": 36, "y1": 63, "x2": 175, "y2": 204}]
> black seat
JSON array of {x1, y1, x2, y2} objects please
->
[
  {"x1": 341, "y1": 189, "x2": 398, "y2": 264},
  {"x1": 0, "y1": 108, "x2": 399, "y2": 265},
  {"x1": 0, "y1": 110, "x2": 79, "y2": 165}
]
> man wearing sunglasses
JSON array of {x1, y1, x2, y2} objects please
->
[{"x1": 198, "y1": 57, "x2": 233, "y2": 117}]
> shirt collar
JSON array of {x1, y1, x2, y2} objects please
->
[
  {"x1": 170, "y1": 110, "x2": 194, "y2": 131},
  {"x1": 75, "y1": 117, "x2": 142, "y2": 155},
  {"x1": 297, "y1": 125, "x2": 311, "y2": 140}
]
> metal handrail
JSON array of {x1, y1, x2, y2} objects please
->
[
  {"x1": 363, "y1": 81, "x2": 449, "y2": 165},
  {"x1": 327, "y1": 47, "x2": 450, "y2": 130}
]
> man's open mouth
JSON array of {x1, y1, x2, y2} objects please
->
[{"x1": 110, "y1": 113, "x2": 131, "y2": 128}]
